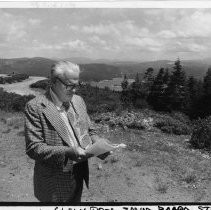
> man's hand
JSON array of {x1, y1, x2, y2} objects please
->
[
  {"x1": 97, "y1": 151, "x2": 112, "y2": 160},
  {"x1": 76, "y1": 147, "x2": 86, "y2": 158},
  {"x1": 75, "y1": 147, "x2": 93, "y2": 162}
]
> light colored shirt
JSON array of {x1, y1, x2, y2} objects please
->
[{"x1": 49, "y1": 88, "x2": 80, "y2": 149}]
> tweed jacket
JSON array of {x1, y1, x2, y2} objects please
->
[{"x1": 24, "y1": 89, "x2": 97, "y2": 201}]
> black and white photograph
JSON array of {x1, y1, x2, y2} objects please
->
[{"x1": 0, "y1": 1, "x2": 211, "y2": 203}]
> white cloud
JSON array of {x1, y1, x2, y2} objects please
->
[
  {"x1": 89, "y1": 36, "x2": 107, "y2": 46},
  {"x1": 65, "y1": 40, "x2": 88, "y2": 50},
  {"x1": 32, "y1": 39, "x2": 90, "y2": 53},
  {"x1": 170, "y1": 10, "x2": 211, "y2": 38},
  {"x1": 143, "y1": 10, "x2": 211, "y2": 40},
  {"x1": 68, "y1": 25, "x2": 79, "y2": 31},
  {"x1": 80, "y1": 20, "x2": 149, "y2": 38},
  {"x1": 7, "y1": 24, "x2": 26, "y2": 41},
  {"x1": 102, "y1": 45, "x2": 120, "y2": 52},
  {"x1": 185, "y1": 43, "x2": 207, "y2": 52},
  {"x1": 52, "y1": 25, "x2": 59, "y2": 31},
  {"x1": 32, "y1": 43, "x2": 57, "y2": 50},
  {"x1": 158, "y1": 30, "x2": 176, "y2": 39},
  {"x1": 147, "y1": 10, "x2": 211, "y2": 56},
  {"x1": 83, "y1": 24, "x2": 118, "y2": 35},
  {"x1": 1, "y1": 9, "x2": 211, "y2": 61},
  {"x1": 0, "y1": 11, "x2": 27, "y2": 42},
  {"x1": 126, "y1": 37, "x2": 162, "y2": 48},
  {"x1": 143, "y1": 9, "x2": 163, "y2": 16},
  {"x1": 28, "y1": 18, "x2": 41, "y2": 26},
  {"x1": 164, "y1": 40, "x2": 207, "y2": 53}
]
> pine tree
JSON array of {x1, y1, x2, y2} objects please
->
[
  {"x1": 143, "y1": 67, "x2": 154, "y2": 97},
  {"x1": 204, "y1": 67, "x2": 211, "y2": 96},
  {"x1": 161, "y1": 68, "x2": 171, "y2": 110},
  {"x1": 120, "y1": 74, "x2": 131, "y2": 108},
  {"x1": 130, "y1": 69, "x2": 154, "y2": 109},
  {"x1": 121, "y1": 74, "x2": 128, "y2": 90},
  {"x1": 165, "y1": 58, "x2": 187, "y2": 111},
  {"x1": 143, "y1": 67, "x2": 154, "y2": 86},
  {"x1": 148, "y1": 68, "x2": 167, "y2": 111},
  {"x1": 135, "y1": 72, "x2": 140, "y2": 84},
  {"x1": 201, "y1": 67, "x2": 211, "y2": 117},
  {"x1": 185, "y1": 76, "x2": 204, "y2": 118},
  {"x1": 130, "y1": 72, "x2": 143, "y2": 108},
  {"x1": 163, "y1": 68, "x2": 170, "y2": 85}
]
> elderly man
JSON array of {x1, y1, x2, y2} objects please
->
[{"x1": 25, "y1": 61, "x2": 107, "y2": 202}]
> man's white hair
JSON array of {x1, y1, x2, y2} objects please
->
[{"x1": 51, "y1": 60, "x2": 80, "y2": 82}]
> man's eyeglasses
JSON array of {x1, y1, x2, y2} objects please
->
[{"x1": 56, "y1": 77, "x2": 79, "y2": 90}]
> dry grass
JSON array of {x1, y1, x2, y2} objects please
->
[
  {"x1": 7, "y1": 116, "x2": 24, "y2": 129},
  {"x1": 103, "y1": 127, "x2": 211, "y2": 198},
  {"x1": 182, "y1": 169, "x2": 197, "y2": 184},
  {"x1": 17, "y1": 130, "x2": 25, "y2": 137},
  {"x1": 154, "y1": 176, "x2": 169, "y2": 194},
  {"x1": 0, "y1": 118, "x2": 7, "y2": 124},
  {"x1": 109, "y1": 155, "x2": 119, "y2": 164},
  {"x1": 1, "y1": 109, "x2": 211, "y2": 202},
  {"x1": 2, "y1": 128, "x2": 11, "y2": 134},
  {"x1": 134, "y1": 159, "x2": 143, "y2": 167}
]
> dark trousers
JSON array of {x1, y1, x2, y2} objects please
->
[
  {"x1": 34, "y1": 163, "x2": 85, "y2": 202},
  {"x1": 71, "y1": 178, "x2": 83, "y2": 202}
]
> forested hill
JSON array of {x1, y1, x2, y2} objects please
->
[
  {"x1": 0, "y1": 57, "x2": 55, "y2": 77},
  {"x1": 116, "y1": 59, "x2": 210, "y2": 79},
  {"x1": 0, "y1": 57, "x2": 209, "y2": 81},
  {"x1": 80, "y1": 63, "x2": 121, "y2": 81},
  {"x1": 0, "y1": 58, "x2": 121, "y2": 81}
]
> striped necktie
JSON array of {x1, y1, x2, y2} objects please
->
[{"x1": 62, "y1": 101, "x2": 70, "y2": 111}]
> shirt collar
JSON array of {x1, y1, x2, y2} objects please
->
[{"x1": 50, "y1": 88, "x2": 63, "y2": 110}]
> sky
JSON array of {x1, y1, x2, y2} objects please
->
[{"x1": 1, "y1": 8, "x2": 211, "y2": 61}]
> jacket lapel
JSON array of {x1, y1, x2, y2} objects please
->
[{"x1": 41, "y1": 90, "x2": 72, "y2": 147}]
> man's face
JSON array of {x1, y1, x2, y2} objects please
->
[{"x1": 53, "y1": 72, "x2": 79, "y2": 102}]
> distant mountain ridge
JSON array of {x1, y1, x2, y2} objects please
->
[
  {"x1": 116, "y1": 59, "x2": 211, "y2": 79},
  {"x1": 0, "y1": 57, "x2": 55, "y2": 77},
  {"x1": 0, "y1": 57, "x2": 122, "y2": 81},
  {"x1": 64, "y1": 57, "x2": 127, "y2": 65},
  {"x1": 0, "y1": 57, "x2": 210, "y2": 81}
]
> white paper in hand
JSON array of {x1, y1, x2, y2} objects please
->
[{"x1": 85, "y1": 140, "x2": 126, "y2": 157}]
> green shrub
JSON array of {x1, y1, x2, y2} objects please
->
[
  {"x1": 30, "y1": 79, "x2": 50, "y2": 90},
  {"x1": 93, "y1": 110, "x2": 192, "y2": 134},
  {"x1": 183, "y1": 172, "x2": 197, "y2": 184},
  {"x1": 190, "y1": 116, "x2": 211, "y2": 150},
  {"x1": 154, "y1": 115, "x2": 192, "y2": 135},
  {"x1": 127, "y1": 121, "x2": 145, "y2": 130},
  {"x1": 2, "y1": 128, "x2": 11, "y2": 133},
  {"x1": 17, "y1": 130, "x2": 25, "y2": 136},
  {"x1": 109, "y1": 155, "x2": 119, "y2": 164},
  {"x1": 0, "y1": 118, "x2": 7, "y2": 124},
  {"x1": 155, "y1": 181, "x2": 168, "y2": 194},
  {"x1": 7, "y1": 116, "x2": 23, "y2": 128},
  {"x1": 171, "y1": 111, "x2": 191, "y2": 125},
  {"x1": 76, "y1": 84, "x2": 121, "y2": 114},
  {"x1": 0, "y1": 74, "x2": 29, "y2": 84},
  {"x1": 0, "y1": 88, "x2": 35, "y2": 112}
]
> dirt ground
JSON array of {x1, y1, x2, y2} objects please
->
[{"x1": 0, "y1": 112, "x2": 211, "y2": 202}]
